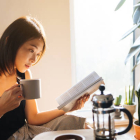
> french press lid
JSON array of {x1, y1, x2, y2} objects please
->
[{"x1": 92, "y1": 84, "x2": 114, "y2": 108}]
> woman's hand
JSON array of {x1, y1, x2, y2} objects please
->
[
  {"x1": 0, "y1": 84, "x2": 24, "y2": 117},
  {"x1": 70, "y1": 94, "x2": 90, "y2": 112}
]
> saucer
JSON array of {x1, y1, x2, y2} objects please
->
[{"x1": 134, "y1": 134, "x2": 140, "y2": 140}]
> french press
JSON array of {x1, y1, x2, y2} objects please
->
[{"x1": 92, "y1": 84, "x2": 133, "y2": 140}]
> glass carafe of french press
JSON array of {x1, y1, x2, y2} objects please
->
[{"x1": 92, "y1": 84, "x2": 133, "y2": 140}]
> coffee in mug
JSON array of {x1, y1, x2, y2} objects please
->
[{"x1": 54, "y1": 134, "x2": 85, "y2": 140}]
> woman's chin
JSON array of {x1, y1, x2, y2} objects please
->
[{"x1": 17, "y1": 69, "x2": 27, "y2": 73}]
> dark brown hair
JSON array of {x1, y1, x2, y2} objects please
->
[{"x1": 0, "y1": 16, "x2": 46, "y2": 76}]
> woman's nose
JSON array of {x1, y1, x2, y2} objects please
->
[{"x1": 30, "y1": 54, "x2": 37, "y2": 64}]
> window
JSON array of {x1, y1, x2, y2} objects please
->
[{"x1": 70, "y1": 0, "x2": 133, "y2": 109}]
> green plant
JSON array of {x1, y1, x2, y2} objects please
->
[
  {"x1": 135, "y1": 83, "x2": 140, "y2": 125},
  {"x1": 115, "y1": 0, "x2": 126, "y2": 11},
  {"x1": 124, "y1": 86, "x2": 128, "y2": 105},
  {"x1": 115, "y1": 0, "x2": 140, "y2": 126},
  {"x1": 124, "y1": 85, "x2": 134, "y2": 105},
  {"x1": 114, "y1": 95, "x2": 122, "y2": 106},
  {"x1": 115, "y1": 1, "x2": 140, "y2": 71}
]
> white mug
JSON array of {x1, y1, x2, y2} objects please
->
[{"x1": 20, "y1": 79, "x2": 41, "y2": 99}]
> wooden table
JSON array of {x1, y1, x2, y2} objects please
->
[
  {"x1": 33, "y1": 126, "x2": 135, "y2": 140},
  {"x1": 115, "y1": 125, "x2": 135, "y2": 140}
]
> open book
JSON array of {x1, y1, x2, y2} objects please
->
[{"x1": 56, "y1": 71, "x2": 104, "y2": 112}]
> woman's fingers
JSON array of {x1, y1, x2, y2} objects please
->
[
  {"x1": 11, "y1": 87, "x2": 21, "y2": 94},
  {"x1": 77, "y1": 94, "x2": 89, "y2": 109},
  {"x1": 14, "y1": 87, "x2": 24, "y2": 101},
  {"x1": 70, "y1": 94, "x2": 90, "y2": 111},
  {"x1": 81, "y1": 99, "x2": 84, "y2": 108},
  {"x1": 5, "y1": 83, "x2": 19, "y2": 91},
  {"x1": 86, "y1": 94, "x2": 90, "y2": 101},
  {"x1": 82, "y1": 94, "x2": 90, "y2": 102},
  {"x1": 7, "y1": 85, "x2": 24, "y2": 102},
  {"x1": 17, "y1": 95, "x2": 24, "y2": 101}
]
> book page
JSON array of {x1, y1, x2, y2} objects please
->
[
  {"x1": 57, "y1": 79, "x2": 104, "y2": 112},
  {"x1": 56, "y1": 71, "x2": 104, "y2": 112},
  {"x1": 56, "y1": 71, "x2": 101, "y2": 105}
]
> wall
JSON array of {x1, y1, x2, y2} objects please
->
[{"x1": 0, "y1": 0, "x2": 72, "y2": 111}]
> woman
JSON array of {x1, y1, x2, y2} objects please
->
[{"x1": 0, "y1": 16, "x2": 90, "y2": 140}]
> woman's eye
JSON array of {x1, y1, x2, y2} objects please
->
[
  {"x1": 37, "y1": 54, "x2": 41, "y2": 57},
  {"x1": 29, "y1": 49, "x2": 34, "y2": 53}
]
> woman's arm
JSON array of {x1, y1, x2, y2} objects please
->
[
  {"x1": 25, "y1": 101, "x2": 65, "y2": 125},
  {"x1": 24, "y1": 70, "x2": 66, "y2": 125},
  {"x1": 24, "y1": 70, "x2": 89, "y2": 125}
]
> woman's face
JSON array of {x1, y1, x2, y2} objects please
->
[{"x1": 15, "y1": 38, "x2": 44, "y2": 73}]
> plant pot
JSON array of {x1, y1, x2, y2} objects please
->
[
  {"x1": 134, "y1": 120, "x2": 140, "y2": 139},
  {"x1": 123, "y1": 104, "x2": 136, "y2": 119}
]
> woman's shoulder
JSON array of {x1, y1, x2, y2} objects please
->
[{"x1": 25, "y1": 69, "x2": 32, "y2": 79}]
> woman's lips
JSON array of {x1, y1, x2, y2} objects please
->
[{"x1": 25, "y1": 64, "x2": 30, "y2": 69}]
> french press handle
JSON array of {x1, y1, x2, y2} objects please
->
[{"x1": 114, "y1": 107, "x2": 133, "y2": 135}]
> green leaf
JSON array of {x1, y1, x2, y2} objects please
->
[
  {"x1": 128, "y1": 85, "x2": 131, "y2": 105},
  {"x1": 132, "y1": 52, "x2": 140, "y2": 71},
  {"x1": 115, "y1": 97, "x2": 119, "y2": 105},
  {"x1": 133, "y1": 36, "x2": 140, "y2": 47},
  {"x1": 124, "y1": 86, "x2": 128, "y2": 105},
  {"x1": 133, "y1": 3, "x2": 140, "y2": 8},
  {"x1": 115, "y1": 0, "x2": 126, "y2": 11},
  {"x1": 137, "y1": 82, "x2": 140, "y2": 92},
  {"x1": 119, "y1": 23, "x2": 140, "y2": 41},
  {"x1": 125, "y1": 36, "x2": 140, "y2": 65},
  {"x1": 118, "y1": 95, "x2": 122, "y2": 105},
  {"x1": 136, "y1": 52, "x2": 140, "y2": 64},
  {"x1": 132, "y1": 64, "x2": 137, "y2": 71},
  {"x1": 138, "y1": 91, "x2": 140, "y2": 97},
  {"x1": 133, "y1": 6, "x2": 140, "y2": 24},
  {"x1": 134, "y1": 90, "x2": 138, "y2": 97},
  {"x1": 130, "y1": 86, "x2": 134, "y2": 105},
  {"x1": 125, "y1": 46, "x2": 140, "y2": 65}
]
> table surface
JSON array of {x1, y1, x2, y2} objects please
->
[{"x1": 33, "y1": 125, "x2": 135, "y2": 140}]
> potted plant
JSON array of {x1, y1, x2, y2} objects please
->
[
  {"x1": 114, "y1": 95, "x2": 122, "y2": 118},
  {"x1": 123, "y1": 86, "x2": 136, "y2": 119},
  {"x1": 134, "y1": 83, "x2": 140, "y2": 139},
  {"x1": 115, "y1": 1, "x2": 140, "y2": 139}
]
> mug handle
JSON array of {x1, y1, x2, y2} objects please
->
[
  {"x1": 18, "y1": 84, "x2": 24, "y2": 98},
  {"x1": 115, "y1": 107, "x2": 133, "y2": 135}
]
